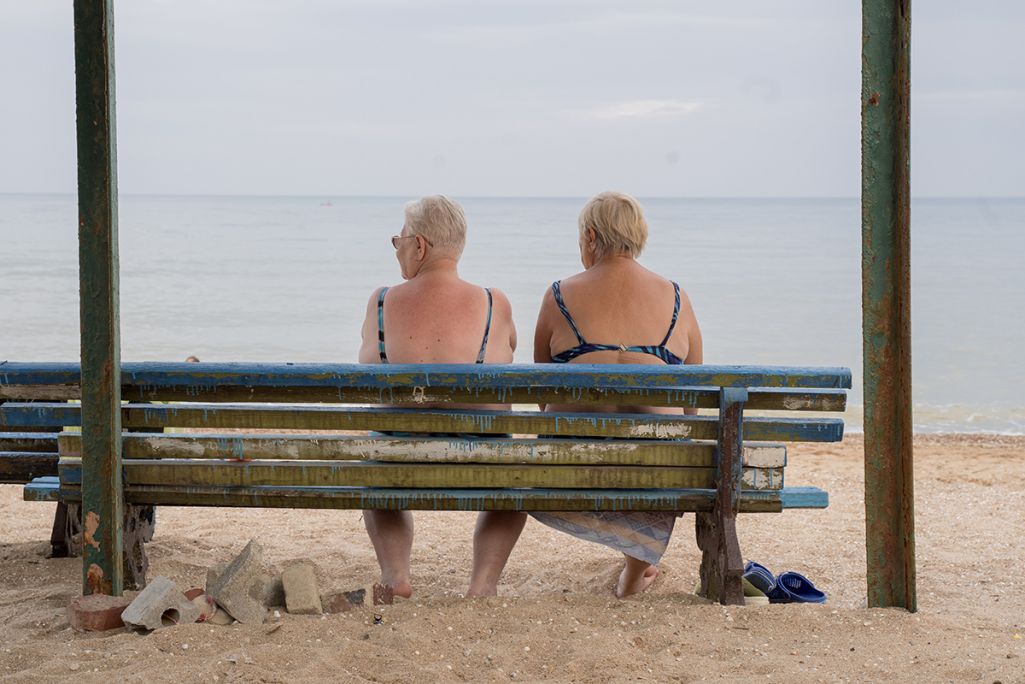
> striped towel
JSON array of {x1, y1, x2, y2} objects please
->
[{"x1": 529, "y1": 511, "x2": 677, "y2": 566}]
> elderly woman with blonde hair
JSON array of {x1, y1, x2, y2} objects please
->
[
  {"x1": 468, "y1": 191, "x2": 703, "y2": 598},
  {"x1": 358, "y1": 195, "x2": 517, "y2": 599}
]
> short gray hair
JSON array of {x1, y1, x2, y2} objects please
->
[{"x1": 404, "y1": 196, "x2": 467, "y2": 255}]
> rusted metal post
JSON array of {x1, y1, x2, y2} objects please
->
[
  {"x1": 74, "y1": 0, "x2": 124, "y2": 595},
  {"x1": 861, "y1": 0, "x2": 916, "y2": 610}
]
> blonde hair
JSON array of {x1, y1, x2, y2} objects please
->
[
  {"x1": 404, "y1": 195, "x2": 466, "y2": 255},
  {"x1": 578, "y1": 191, "x2": 648, "y2": 258}
]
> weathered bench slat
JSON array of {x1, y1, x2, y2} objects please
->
[
  {"x1": 0, "y1": 384, "x2": 848, "y2": 411},
  {"x1": 5, "y1": 403, "x2": 845, "y2": 441},
  {"x1": 29, "y1": 480, "x2": 827, "y2": 512},
  {"x1": 0, "y1": 362, "x2": 853, "y2": 391},
  {"x1": 0, "y1": 433, "x2": 59, "y2": 453},
  {"x1": 58, "y1": 460, "x2": 784, "y2": 490},
  {"x1": 0, "y1": 452, "x2": 59, "y2": 483},
  {"x1": 57, "y1": 432, "x2": 786, "y2": 468}
]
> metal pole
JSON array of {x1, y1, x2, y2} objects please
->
[
  {"x1": 861, "y1": 0, "x2": 916, "y2": 611},
  {"x1": 74, "y1": 0, "x2": 124, "y2": 595}
]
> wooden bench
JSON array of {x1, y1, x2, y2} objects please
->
[
  {"x1": 0, "y1": 398, "x2": 84, "y2": 558},
  {"x1": 2, "y1": 361, "x2": 850, "y2": 604}
]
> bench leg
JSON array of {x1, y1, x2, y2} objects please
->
[
  {"x1": 695, "y1": 510, "x2": 744, "y2": 605},
  {"x1": 49, "y1": 502, "x2": 83, "y2": 558},
  {"x1": 696, "y1": 387, "x2": 747, "y2": 606},
  {"x1": 123, "y1": 505, "x2": 155, "y2": 591}
]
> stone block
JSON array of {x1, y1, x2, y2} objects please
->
[
  {"x1": 207, "y1": 540, "x2": 266, "y2": 625},
  {"x1": 67, "y1": 594, "x2": 133, "y2": 632},
  {"x1": 281, "y1": 563, "x2": 322, "y2": 615},
  {"x1": 121, "y1": 576, "x2": 201, "y2": 631},
  {"x1": 205, "y1": 563, "x2": 227, "y2": 592}
]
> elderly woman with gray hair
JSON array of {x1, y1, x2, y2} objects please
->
[
  {"x1": 358, "y1": 195, "x2": 517, "y2": 599},
  {"x1": 467, "y1": 191, "x2": 703, "y2": 598}
]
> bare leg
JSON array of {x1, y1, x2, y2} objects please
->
[
  {"x1": 363, "y1": 510, "x2": 414, "y2": 598},
  {"x1": 616, "y1": 554, "x2": 659, "y2": 598},
  {"x1": 466, "y1": 511, "x2": 528, "y2": 597}
]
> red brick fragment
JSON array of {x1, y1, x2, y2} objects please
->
[
  {"x1": 372, "y1": 583, "x2": 394, "y2": 606},
  {"x1": 68, "y1": 594, "x2": 133, "y2": 632}
]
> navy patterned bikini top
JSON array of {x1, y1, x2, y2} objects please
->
[
  {"x1": 377, "y1": 286, "x2": 493, "y2": 364},
  {"x1": 549, "y1": 280, "x2": 684, "y2": 365}
]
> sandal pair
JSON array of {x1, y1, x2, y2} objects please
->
[{"x1": 743, "y1": 561, "x2": 826, "y2": 604}]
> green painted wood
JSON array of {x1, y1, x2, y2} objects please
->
[
  {"x1": 4, "y1": 403, "x2": 842, "y2": 442},
  {"x1": 74, "y1": 0, "x2": 124, "y2": 596},
  {"x1": 59, "y1": 459, "x2": 783, "y2": 491},
  {"x1": 44, "y1": 483, "x2": 833, "y2": 512},
  {"x1": 862, "y1": 0, "x2": 915, "y2": 612},
  {"x1": 57, "y1": 432, "x2": 786, "y2": 468},
  {"x1": 0, "y1": 453, "x2": 59, "y2": 483},
  {"x1": 0, "y1": 434, "x2": 59, "y2": 453}
]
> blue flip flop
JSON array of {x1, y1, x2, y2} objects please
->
[
  {"x1": 774, "y1": 571, "x2": 827, "y2": 604},
  {"x1": 742, "y1": 561, "x2": 777, "y2": 596}
]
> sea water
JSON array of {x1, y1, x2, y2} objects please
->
[{"x1": 2, "y1": 194, "x2": 1023, "y2": 433}]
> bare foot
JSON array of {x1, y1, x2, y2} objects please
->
[
  {"x1": 465, "y1": 585, "x2": 497, "y2": 598},
  {"x1": 616, "y1": 565, "x2": 659, "y2": 598}
]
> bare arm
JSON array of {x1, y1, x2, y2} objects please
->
[
  {"x1": 489, "y1": 287, "x2": 517, "y2": 357},
  {"x1": 681, "y1": 292, "x2": 703, "y2": 415},
  {"x1": 533, "y1": 288, "x2": 555, "y2": 411},
  {"x1": 358, "y1": 287, "x2": 385, "y2": 364}
]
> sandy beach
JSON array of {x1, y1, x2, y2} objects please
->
[{"x1": 1, "y1": 434, "x2": 1023, "y2": 682}]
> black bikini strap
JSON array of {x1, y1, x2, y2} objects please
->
[
  {"x1": 476, "y1": 288, "x2": 493, "y2": 363},
  {"x1": 377, "y1": 287, "x2": 390, "y2": 363},
  {"x1": 551, "y1": 281, "x2": 586, "y2": 345},
  {"x1": 658, "y1": 281, "x2": 682, "y2": 347}
]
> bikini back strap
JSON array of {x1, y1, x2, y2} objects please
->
[
  {"x1": 551, "y1": 281, "x2": 586, "y2": 345},
  {"x1": 377, "y1": 286, "x2": 390, "y2": 363},
  {"x1": 658, "y1": 281, "x2": 682, "y2": 347},
  {"x1": 476, "y1": 288, "x2": 494, "y2": 363}
]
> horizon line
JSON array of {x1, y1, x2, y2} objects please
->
[{"x1": 3, "y1": 192, "x2": 1025, "y2": 201}]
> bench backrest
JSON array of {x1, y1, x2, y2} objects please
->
[{"x1": 2, "y1": 362, "x2": 849, "y2": 511}]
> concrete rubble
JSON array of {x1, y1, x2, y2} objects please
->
[
  {"x1": 206, "y1": 539, "x2": 267, "y2": 625},
  {"x1": 121, "y1": 575, "x2": 201, "y2": 631},
  {"x1": 281, "y1": 563, "x2": 322, "y2": 615}
]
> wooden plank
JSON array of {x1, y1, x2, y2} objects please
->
[
  {"x1": 4, "y1": 403, "x2": 846, "y2": 441},
  {"x1": 58, "y1": 432, "x2": 786, "y2": 468},
  {"x1": 0, "y1": 452, "x2": 59, "y2": 483},
  {"x1": 74, "y1": 0, "x2": 124, "y2": 596},
  {"x1": 58, "y1": 460, "x2": 783, "y2": 491},
  {"x1": 0, "y1": 383, "x2": 849, "y2": 411},
  {"x1": 0, "y1": 362, "x2": 853, "y2": 392},
  {"x1": 24, "y1": 477, "x2": 63, "y2": 503},
  {"x1": 0, "y1": 434, "x2": 59, "y2": 453},
  {"x1": 49, "y1": 484, "x2": 832, "y2": 512}
]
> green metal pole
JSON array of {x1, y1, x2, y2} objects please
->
[
  {"x1": 74, "y1": 0, "x2": 124, "y2": 596},
  {"x1": 861, "y1": 0, "x2": 916, "y2": 611}
]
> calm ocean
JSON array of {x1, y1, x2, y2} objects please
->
[{"x1": 2, "y1": 194, "x2": 1023, "y2": 433}]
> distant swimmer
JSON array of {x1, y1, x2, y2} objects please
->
[{"x1": 184, "y1": 355, "x2": 200, "y2": 363}]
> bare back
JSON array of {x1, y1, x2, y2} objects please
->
[
  {"x1": 360, "y1": 273, "x2": 515, "y2": 365},
  {"x1": 534, "y1": 258, "x2": 702, "y2": 414}
]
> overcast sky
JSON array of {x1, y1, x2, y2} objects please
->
[{"x1": 2, "y1": 1, "x2": 1022, "y2": 197}]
